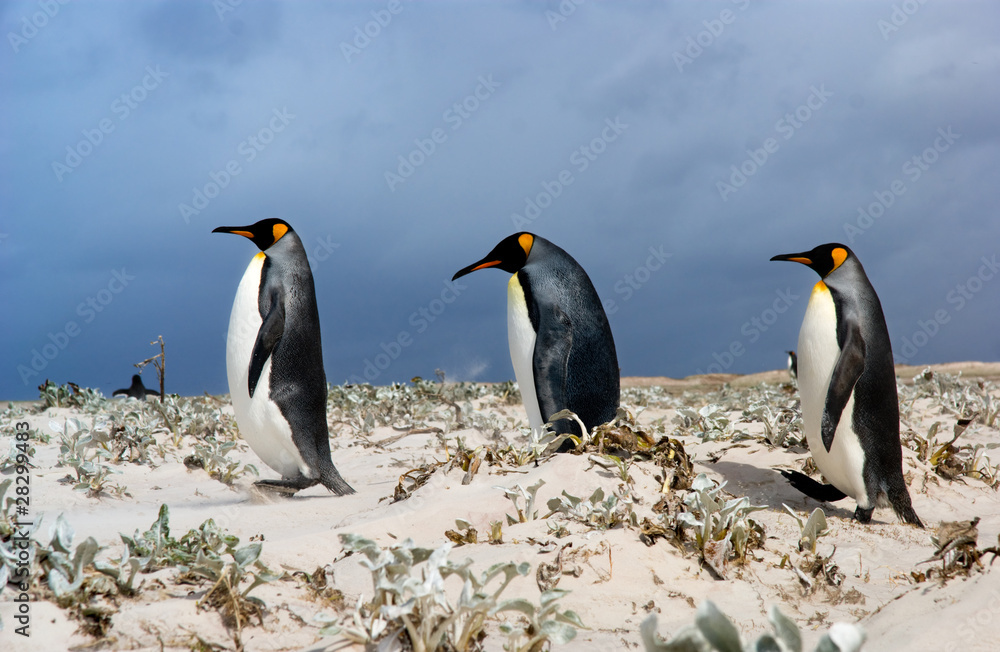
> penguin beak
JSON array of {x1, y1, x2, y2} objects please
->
[
  {"x1": 452, "y1": 257, "x2": 503, "y2": 281},
  {"x1": 213, "y1": 226, "x2": 255, "y2": 239},
  {"x1": 770, "y1": 253, "x2": 812, "y2": 265}
]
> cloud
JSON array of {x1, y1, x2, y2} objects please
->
[{"x1": 2, "y1": 2, "x2": 998, "y2": 400}]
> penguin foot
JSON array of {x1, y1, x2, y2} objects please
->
[
  {"x1": 853, "y1": 506, "x2": 874, "y2": 523},
  {"x1": 254, "y1": 477, "x2": 320, "y2": 495},
  {"x1": 780, "y1": 470, "x2": 849, "y2": 502}
]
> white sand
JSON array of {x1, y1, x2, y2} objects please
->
[{"x1": 2, "y1": 363, "x2": 998, "y2": 651}]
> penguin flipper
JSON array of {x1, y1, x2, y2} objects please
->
[
  {"x1": 780, "y1": 470, "x2": 849, "y2": 502},
  {"x1": 533, "y1": 305, "x2": 573, "y2": 434},
  {"x1": 821, "y1": 321, "x2": 866, "y2": 452},
  {"x1": 248, "y1": 288, "x2": 285, "y2": 398},
  {"x1": 146, "y1": 389, "x2": 161, "y2": 397}
]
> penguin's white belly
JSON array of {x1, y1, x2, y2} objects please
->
[
  {"x1": 507, "y1": 275, "x2": 543, "y2": 432},
  {"x1": 225, "y1": 253, "x2": 312, "y2": 479},
  {"x1": 797, "y1": 282, "x2": 869, "y2": 506}
]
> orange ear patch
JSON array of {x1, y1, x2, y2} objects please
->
[
  {"x1": 518, "y1": 233, "x2": 534, "y2": 256},
  {"x1": 831, "y1": 247, "x2": 848, "y2": 272},
  {"x1": 272, "y1": 223, "x2": 289, "y2": 244}
]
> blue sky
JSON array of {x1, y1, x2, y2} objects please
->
[{"x1": 2, "y1": 1, "x2": 999, "y2": 401}]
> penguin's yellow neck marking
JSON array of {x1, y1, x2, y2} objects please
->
[
  {"x1": 830, "y1": 247, "x2": 848, "y2": 273},
  {"x1": 254, "y1": 252, "x2": 266, "y2": 261},
  {"x1": 518, "y1": 233, "x2": 534, "y2": 256},
  {"x1": 813, "y1": 280, "x2": 828, "y2": 295}
]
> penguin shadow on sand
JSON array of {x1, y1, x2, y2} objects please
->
[{"x1": 708, "y1": 460, "x2": 858, "y2": 522}]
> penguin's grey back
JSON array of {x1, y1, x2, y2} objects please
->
[{"x1": 521, "y1": 237, "x2": 619, "y2": 430}]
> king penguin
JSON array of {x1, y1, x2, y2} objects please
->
[
  {"x1": 453, "y1": 233, "x2": 620, "y2": 446},
  {"x1": 113, "y1": 374, "x2": 159, "y2": 400},
  {"x1": 213, "y1": 219, "x2": 354, "y2": 495},
  {"x1": 771, "y1": 243, "x2": 921, "y2": 526}
]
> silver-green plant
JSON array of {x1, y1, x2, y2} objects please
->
[
  {"x1": 674, "y1": 404, "x2": 750, "y2": 441},
  {"x1": 676, "y1": 474, "x2": 766, "y2": 577},
  {"x1": 322, "y1": 534, "x2": 582, "y2": 652},
  {"x1": 498, "y1": 479, "x2": 545, "y2": 525},
  {"x1": 539, "y1": 409, "x2": 591, "y2": 453},
  {"x1": 40, "y1": 515, "x2": 102, "y2": 602},
  {"x1": 545, "y1": 486, "x2": 638, "y2": 531},
  {"x1": 782, "y1": 505, "x2": 830, "y2": 554},
  {"x1": 743, "y1": 402, "x2": 800, "y2": 447},
  {"x1": 53, "y1": 418, "x2": 130, "y2": 498},
  {"x1": 641, "y1": 600, "x2": 866, "y2": 652},
  {"x1": 0, "y1": 435, "x2": 35, "y2": 473},
  {"x1": 498, "y1": 586, "x2": 585, "y2": 651},
  {"x1": 187, "y1": 437, "x2": 259, "y2": 485},
  {"x1": 0, "y1": 478, "x2": 17, "y2": 538},
  {"x1": 589, "y1": 453, "x2": 634, "y2": 483}
]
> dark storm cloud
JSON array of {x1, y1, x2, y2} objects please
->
[{"x1": 2, "y1": 1, "x2": 998, "y2": 400}]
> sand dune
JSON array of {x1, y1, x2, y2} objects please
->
[{"x1": 1, "y1": 363, "x2": 998, "y2": 651}]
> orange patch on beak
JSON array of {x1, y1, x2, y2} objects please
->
[{"x1": 472, "y1": 260, "x2": 503, "y2": 272}]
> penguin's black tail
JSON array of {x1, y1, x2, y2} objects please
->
[
  {"x1": 888, "y1": 488, "x2": 924, "y2": 528},
  {"x1": 319, "y1": 462, "x2": 356, "y2": 496}
]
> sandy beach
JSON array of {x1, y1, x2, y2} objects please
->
[{"x1": 2, "y1": 363, "x2": 999, "y2": 651}]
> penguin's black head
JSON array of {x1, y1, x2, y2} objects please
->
[
  {"x1": 452, "y1": 232, "x2": 536, "y2": 280},
  {"x1": 770, "y1": 243, "x2": 854, "y2": 278},
  {"x1": 213, "y1": 218, "x2": 293, "y2": 252}
]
